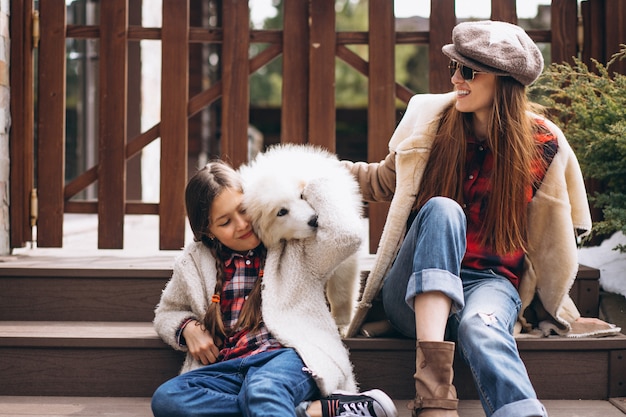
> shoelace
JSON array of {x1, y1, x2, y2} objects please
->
[{"x1": 338, "y1": 400, "x2": 374, "y2": 417}]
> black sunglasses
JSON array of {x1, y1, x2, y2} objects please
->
[{"x1": 448, "y1": 61, "x2": 481, "y2": 81}]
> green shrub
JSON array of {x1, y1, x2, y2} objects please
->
[{"x1": 530, "y1": 45, "x2": 626, "y2": 251}]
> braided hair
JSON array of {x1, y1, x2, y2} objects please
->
[{"x1": 185, "y1": 161, "x2": 265, "y2": 346}]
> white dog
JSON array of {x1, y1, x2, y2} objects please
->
[{"x1": 238, "y1": 143, "x2": 364, "y2": 336}]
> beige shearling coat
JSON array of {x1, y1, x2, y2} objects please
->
[{"x1": 345, "y1": 92, "x2": 614, "y2": 338}]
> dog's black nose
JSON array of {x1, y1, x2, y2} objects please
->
[{"x1": 308, "y1": 215, "x2": 319, "y2": 228}]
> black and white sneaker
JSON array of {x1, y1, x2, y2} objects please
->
[{"x1": 321, "y1": 389, "x2": 398, "y2": 417}]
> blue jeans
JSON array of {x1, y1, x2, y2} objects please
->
[
  {"x1": 382, "y1": 197, "x2": 547, "y2": 417},
  {"x1": 151, "y1": 348, "x2": 320, "y2": 417}
]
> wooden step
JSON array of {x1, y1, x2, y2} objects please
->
[
  {"x1": 0, "y1": 261, "x2": 601, "y2": 322},
  {"x1": 1, "y1": 321, "x2": 625, "y2": 400},
  {"x1": 600, "y1": 291, "x2": 626, "y2": 333},
  {"x1": 0, "y1": 257, "x2": 614, "y2": 401},
  {"x1": 0, "y1": 396, "x2": 624, "y2": 417},
  {"x1": 0, "y1": 257, "x2": 172, "y2": 322},
  {"x1": 349, "y1": 334, "x2": 626, "y2": 401},
  {"x1": 0, "y1": 322, "x2": 183, "y2": 397},
  {"x1": 571, "y1": 264, "x2": 601, "y2": 317}
]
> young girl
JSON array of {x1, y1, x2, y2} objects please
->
[
  {"x1": 344, "y1": 20, "x2": 612, "y2": 417},
  {"x1": 151, "y1": 160, "x2": 397, "y2": 417}
]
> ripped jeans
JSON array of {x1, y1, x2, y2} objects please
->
[{"x1": 382, "y1": 197, "x2": 547, "y2": 417}]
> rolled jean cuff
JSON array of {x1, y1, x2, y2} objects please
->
[
  {"x1": 492, "y1": 398, "x2": 547, "y2": 417},
  {"x1": 406, "y1": 268, "x2": 464, "y2": 313}
]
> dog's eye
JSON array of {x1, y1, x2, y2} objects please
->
[
  {"x1": 300, "y1": 193, "x2": 304, "y2": 199},
  {"x1": 277, "y1": 208, "x2": 288, "y2": 217}
]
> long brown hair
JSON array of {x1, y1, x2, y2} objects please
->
[
  {"x1": 414, "y1": 77, "x2": 544, "y2": 255},
  {"x1": 185, "y1": 161, "x2": 265, "y2": 346}
]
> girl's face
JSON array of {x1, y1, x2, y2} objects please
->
[
  {"x1": 208, "y1": 187, "x2": 261, "y2": 252},
  {"x1": 451, "y1": 65, "x2": 497, "y2": 129}
]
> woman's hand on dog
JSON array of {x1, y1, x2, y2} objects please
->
[{"x1": 182, "y1": 320, "x2": 220, "y2": 365}]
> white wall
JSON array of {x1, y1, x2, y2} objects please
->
[{"x1": 140, "y1": 0, "x2": 162, "y2": 203}]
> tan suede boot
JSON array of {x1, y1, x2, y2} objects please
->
[{"x1": 408, "y1": 341, "x2": 459, "y2": 417}]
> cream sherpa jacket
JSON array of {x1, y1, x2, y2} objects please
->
[
  {"x1": 345, "y1": 92, "x2": 617, "y2": 339},
  {"x1": 154, "y1": 179, "x2": 361, "y2": 396}
]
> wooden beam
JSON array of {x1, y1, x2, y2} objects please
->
[
  {"x1": 159, "y1": 0, "x2": 189, "y2": 250},
  {"x1": 609, "y1": 349, "x2": 626, "y2": 397},
  {"x1": 281, "y1": 0, "x2": 308, "y2": 144},
  {"x1": 491, "y1": 0, "x2": 518, "y2": 24},
  {"x1": 9, "y1": 0, "x2": 35, "y2": 247},
  {"x1": 604, "y1": 0, "x2": 626, "y2": 75},
  {"x1": 581, "y1": 0, "x2": 605, "y2": 67},
  {"x1": 429, "y1": 0, "x2": 456, "y2": 93},
  {"x1": 221, "y1": 0, "x2": 250, "y2": 167},
  {"x1": 550, "y1": 0, "x2": 578, "y2": 65},
  {"x1": 36, "y1": 0, "x2": 66, "y2": 247},
  {"x1": 127, "y1": 0, "x2": 142, "y2": 202},
  {"x1": 308, "y1": 0, "x2": 336, "y2": 150},
  {"x1": 367, "y1": 0, "x2": 395, "y2": 253},
  {"x1": 98, "y1": 0, "x2": 128, "y2": 249}
]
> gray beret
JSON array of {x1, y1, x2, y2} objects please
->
[{"x1": 442, "y1": 20, "x2": 544, "y2": 86}]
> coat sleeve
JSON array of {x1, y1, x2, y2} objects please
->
[
  {"x1": 343, "y1": 152, "x2": 397, "y2": 203},
  {"x1": 153, "y1": 244, "x2": 213, "y2": 351}
]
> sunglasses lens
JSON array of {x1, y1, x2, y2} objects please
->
[
  {"x1": 448, "y1": 61, "x2": 458, "y2": 78},
  {"x1": 449, "y1": 61, "x2": 476, "y2": 81},
  {"x1": 461, "y1": 65, "x2": 475, "y2": 80}
]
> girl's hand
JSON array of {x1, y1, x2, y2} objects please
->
[{"x1": 182, "y1": 321, "x2": 220, "y2": 365}]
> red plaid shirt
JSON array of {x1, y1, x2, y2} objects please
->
[
  {"x1": 216, "y1": 246, "x2": 282, "y2": 362},
  {"x1": 461, "y1": 118, "x2": 558, "y2": 288}
]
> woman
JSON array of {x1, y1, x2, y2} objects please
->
[
  {"x1": 344, "y1": 20, "x2": 610, "y2": 417},
  {"x1": 151, "y1": 160, "x2": 396, "y2": 417}
]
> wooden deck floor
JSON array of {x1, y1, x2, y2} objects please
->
[{"x1": 0, "y1": 397, "x2": 624, "y2": 417}]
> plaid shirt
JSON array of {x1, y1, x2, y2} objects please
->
[
  {"x1": 461, "y1": 118, "x2": 558, "y2": 288},
  {"x1": 216, "y1": 246, "x2": 282, "y2": 362}
]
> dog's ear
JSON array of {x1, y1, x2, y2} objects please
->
[{"x1": 246, "y1": 204, "x2": 274, "y2": 247}]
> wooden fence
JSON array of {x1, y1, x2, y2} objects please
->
[{"x1": 11, "y1": 0, "x2": 621, "y2": 252}]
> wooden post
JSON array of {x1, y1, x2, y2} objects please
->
[
  {"x1": 367, "y1": 0, "x2": 396, "y2": 253},
  {"x1": 308, "y1": 0, "x2": 336, "y2": 151},
  {"x1": 221, "y1": 0, "x2": 250, "y2": 167},
  {"x1": 127, "y1": 0, "x2": 142, "y2": 201},
  {"x1": 604, "y1": 0, "x2": 626, "y2": 75},
  {"x1": 429, "y1": 0, "x2": 456, "y2": 93},
  {"x1": 159, "y1": 0, "x2": 189, "y2": 250},
  {"x1": 581, "y1": 0, "x2": 605, "y2": 66},
  {"x1": 281, "y1": 0, "x2": 309, "y2": 144},
  {"x1": 9, "y1": 0, "x2": 35, "y2": 246},
  {"x1": 36, "y1": 0, "x2": 66, "y2": 247},
  {"x1": 491, "y1": 0, "x2": 518, "y2": 23},
  {"x1": 98, "y1": 0, "x2": 128, "y2": 249},
  {"x1": 550, "y1": 0, "x2": 578, "y2": 65}
]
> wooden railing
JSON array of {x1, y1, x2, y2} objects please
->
[{"x1": 10, "y1": 0, "x2": 585, "y2": 251}]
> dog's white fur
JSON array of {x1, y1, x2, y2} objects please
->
[{"x1": 239, "y1": 144, "x2": 363, "y2": 335}]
